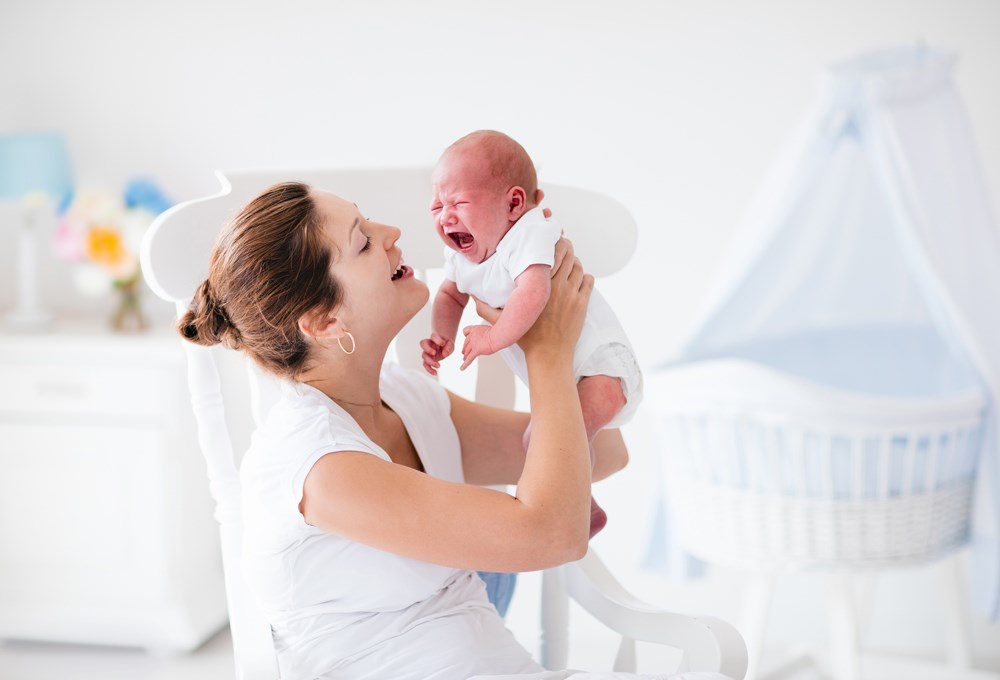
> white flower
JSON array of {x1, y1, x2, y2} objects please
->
[
  {"x1": 120, "y1": 208, "x2": 154, "y2": 253},
  {"x1": 73, "y1": 262, "x2": 114, "y2": 298}
]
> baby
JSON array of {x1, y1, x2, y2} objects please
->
[{"x1": 420, "y1": 130, "x2": 643, "y2": 537}]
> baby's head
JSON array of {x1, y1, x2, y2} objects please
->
[{"x1": 431, "y1": 130, "x2": 540, "y2": 263}]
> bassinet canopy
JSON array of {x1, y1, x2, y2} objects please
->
[{"x1": 645, "y1": 46, "x2": 1000, "y2": 618}]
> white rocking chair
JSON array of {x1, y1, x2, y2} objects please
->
[{"x1": 140, "y1": 167, "x2": 748, "y2": 680}]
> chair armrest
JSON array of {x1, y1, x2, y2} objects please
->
[{"x1": 563, "y1": 550, "x2": 748, "y2": 679}]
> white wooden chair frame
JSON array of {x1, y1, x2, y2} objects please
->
[{"x1": 140, "y1": 167, "x2": 747, "y2": 680}]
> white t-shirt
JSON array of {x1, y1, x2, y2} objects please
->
[
  {"x1": 443, "y1": 207, "x2": 643, "y2": 427},
  {"x1": 240, "y1": 362, "x2": 538, "y2": 680},
  {"x1": 240, "y1": 362, "x2": 723, "y2": 680}
]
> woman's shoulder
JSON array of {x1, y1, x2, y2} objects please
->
[{"x1": 246, "y1": 381, "x2": 379, "y2": 472}]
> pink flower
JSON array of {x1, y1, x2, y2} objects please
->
[{"x1": 53, "y1": 217, "x2": 85, "y2": 262}]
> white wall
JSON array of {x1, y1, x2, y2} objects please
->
[
  {"x1": 3, "y1": 0, "x2": 999, "y2": 361},
  {"x1": 3, "y1": 0, "x2": 999, "y2": 667}
]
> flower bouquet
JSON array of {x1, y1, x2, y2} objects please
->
[{"x1": 53, "y1": 178, "x2": 172, "y2": 331}]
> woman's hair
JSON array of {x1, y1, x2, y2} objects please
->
[{"x1": 178, "y1": 182, "x2": 342, "y2": 379}]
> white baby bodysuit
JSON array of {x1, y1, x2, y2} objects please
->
[{"x1": 442, "y1": 207, "x2": 643, "y2": 427}]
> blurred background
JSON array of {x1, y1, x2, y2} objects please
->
[{"x1": 1, "y1": 0, "x2": 998, "y2": 677}]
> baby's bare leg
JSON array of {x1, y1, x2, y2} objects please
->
[
  {"x1": 578, "y1": 375, "x2": 627, "y2": 538},
  {"x1": 578, "y1": 375, "x2": 627, "y2": 442}
]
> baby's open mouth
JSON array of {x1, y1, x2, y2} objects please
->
[{"x1": 448, "y1": 232, "x2": 474, "y2": 249}]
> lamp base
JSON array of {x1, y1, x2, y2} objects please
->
[{"x1": 4, "y1": 308, "x2": 54, "y2": 332}]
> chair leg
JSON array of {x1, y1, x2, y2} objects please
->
[
  {"x1": 740, "y1": 572, "x2": 774, "y2": 680},
  {"x1": 852, "y1": 571, "x2": 877, "y2": 640},
  {"x1": 613, "y1": 637, "x2": 638, "y2": 673},
  {"x1": 541, "y1": 567, "x2": 569, "y2": 670},
  {"x1": 828, "y1": 572, "x2": 862, "y2": 680},
  {"x1": 942, "y1": 554, "x2": 973, "y2": 669}
]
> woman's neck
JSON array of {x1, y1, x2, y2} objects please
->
[
  {"x1": 303, "y1": 371, "x2": 380, "y2": 406},
  {"x1": 299, "y1": 349, "x2": 386, "y2": 424}
]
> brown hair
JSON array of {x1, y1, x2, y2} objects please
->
[
  {"x1": 178, "y1": 182, "x2": 341, "y2": 379},
  {"x1": 445, "y1": 130, "x2": 539, "y2": 203}
]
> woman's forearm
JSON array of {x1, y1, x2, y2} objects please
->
[
  {"x1": 507, "y1": 241, "x2": 595, "y2": 558},
  {"x1": 513, "y1": 347, "x2": 592, "y2": 555}
]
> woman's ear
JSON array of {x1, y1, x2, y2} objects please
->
[
  {"x1": 298, "y1": 308, "x2": 345, "y2": 342},
  {"x1": 506, "y1": 186, "x2": 528, "y2": 220}
]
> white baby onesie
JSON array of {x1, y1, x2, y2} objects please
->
[{"x1": 443, "y1": 207, "x2": 643, "y2": 427}]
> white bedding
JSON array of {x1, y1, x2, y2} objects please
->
[{"x1": 683, "y1": 325, "x2": 981, "y2": 398}]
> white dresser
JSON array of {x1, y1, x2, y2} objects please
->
[{"x1": 0, "y1": 320, "x2": 228, "y2": 653}]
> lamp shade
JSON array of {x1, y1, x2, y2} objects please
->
[{"x1": 0, "y1": 132, "x2": 73, "y2": 201}]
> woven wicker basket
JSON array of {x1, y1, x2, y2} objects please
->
[{"x1": 648, "y1": 359, "x2": 984, "y2": 571}]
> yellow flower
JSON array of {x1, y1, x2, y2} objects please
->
[{"x1": 86, "y1": 225, "x2": 127, "y2": 268}]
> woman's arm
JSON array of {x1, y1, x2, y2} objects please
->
[
  {"x1": 301, "y1": 241, "x2": 595, "y2": 572},
  {"x1": 448, "y1": 393, "x2": 529, "y2": 485},
  {"x1": 450, "y1": 392, "x2": 628, "y2": 485}
]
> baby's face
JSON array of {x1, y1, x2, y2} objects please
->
[{"x1": 430, "y1": 152, "x2": 512, "y2": 264}]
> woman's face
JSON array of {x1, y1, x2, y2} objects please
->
[{"x1": 312, "y1": 190, "x2": 428, "y2": 340}]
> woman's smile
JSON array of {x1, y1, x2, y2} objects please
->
[{"x1": 392, "y1": 264, "x2": 414, "y2": 281}]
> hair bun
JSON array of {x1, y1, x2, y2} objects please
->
[{"x1": 178, "y1": 280, "x2": 242, "y2": 350}]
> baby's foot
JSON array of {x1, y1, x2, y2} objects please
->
[{"x1": 589, "y1": 496, "x2": 608, "y2": 538}]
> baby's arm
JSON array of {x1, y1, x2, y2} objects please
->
[
  {"x1": 422, "y1": 279, "x2": 469, "y2": 375},
  {"x1": 461, "y1": 264, "x2": 551, "y2": 370}
]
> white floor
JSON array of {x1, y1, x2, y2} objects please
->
[
  {"x1": 11, "y1": 625, "x2": 984, "y2": 680},
  {"x1": 0, "y1": 630, "x2": 235, "y2": 680},
  {"x1": 0, "y1": 626, "x2": 826, "y2": 680},
  {"x1": 6, "y1": 569, "x2": 997, "y2": 680},
  {"x1": 3, "y1": 625, "x2": 997, "y2": 680}
]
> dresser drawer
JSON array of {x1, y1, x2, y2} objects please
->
[{"x1": 0, "y1": 363, "x2": 173, "y2": 417}]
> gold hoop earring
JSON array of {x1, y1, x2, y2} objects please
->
[{"x1": 337, "y1": 331, "x2": 356, "y2": 355}]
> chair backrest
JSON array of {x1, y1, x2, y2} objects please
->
[{"x1": 140, "y1": 167, "x2": 637, "y2": 680}]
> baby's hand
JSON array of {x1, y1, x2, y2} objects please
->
[
  {"x1": 420, "y1": 333, "x2": 454, "y2": 376},
  {"x1": 460, "y1": 325, "x2": 496, "y2": 370}
]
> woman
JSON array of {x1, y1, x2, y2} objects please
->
[{"x1": 180, "y1": 182, "x2": 727, "y2": 680}]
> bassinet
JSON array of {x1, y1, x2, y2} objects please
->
[{"x1": 649, "y1": 326, "x2": 985, "y2": 571}]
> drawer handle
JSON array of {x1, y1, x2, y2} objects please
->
[{"x1": 35, "y1": 382, "x2": 89, "y2": 398}]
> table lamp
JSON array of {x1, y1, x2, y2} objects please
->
[{"x1": 0, "y1": 132, "x2": 73, "y2": 330}]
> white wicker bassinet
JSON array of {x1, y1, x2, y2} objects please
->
[{"x1": 649, "y1": 329, "x2": 986, "y2": 572}]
